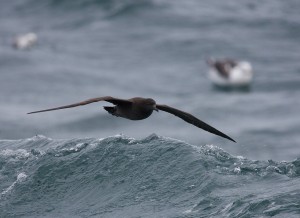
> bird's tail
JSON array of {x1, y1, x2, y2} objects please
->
[{"x1": 103, "y1": 106, "x2": 116, "y2": 115}]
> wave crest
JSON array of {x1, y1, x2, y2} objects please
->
[{"x1": 0, "y1": 135, "x2": 299, "y2": 217}]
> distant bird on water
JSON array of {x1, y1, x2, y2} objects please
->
[
  {"x1": 12, "y1": 32, "x2": 37, "y2": 49},
  {"x1": 28, "y1": 96, "x2": 236, "y2": 142},
  {"x1": 206, "y1": 58, "x2": 253, "y2": 87}
]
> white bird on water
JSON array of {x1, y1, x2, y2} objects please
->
[
  {"x1": 206, "y1": 58, "x2": 253, "y2": 87},
  {"x1": 12, "y1": 32, "x2": 37, "y2": 50}
]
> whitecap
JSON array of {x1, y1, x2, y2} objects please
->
[
  {"x1": 234, "y1": 167, "x2": 241, "y2": 174},
  {"x1": 0, "y1": 149, "x2": 30, "y2": 159},
  {"x1": 1, "y1": 172, "x2": 28, "y2": 197}
]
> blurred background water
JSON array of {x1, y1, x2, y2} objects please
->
[
  {"x1": 0, "y1": 1, "x2": 300, "y2": 216},
  {"x1": 2, "y1": 0, "x2": 299, "y2": 161}
]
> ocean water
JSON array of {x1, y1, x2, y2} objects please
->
[
  {"x1": 0, "y1": 0, "x2": 300, "y2": 217},
  {"x1": 0, "y1": 135, "x2": 299, "y2": 217}
]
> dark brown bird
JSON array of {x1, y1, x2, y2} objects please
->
[{"x1": 28, "y1": 96, "x2": 236, "y2": 142}]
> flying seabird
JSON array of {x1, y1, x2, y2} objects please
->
[
  {"x1": 28, "y1": 96, "x2": 236, "y2": 142},
  {"x1": 12, "y1": 32, "x2": 37, "y2": 49},
  {"x1": 206, "y1": 58, "x2": 253, "y2": 87}
]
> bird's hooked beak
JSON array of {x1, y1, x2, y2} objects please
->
[{"x1": 153, "y1": 106, "x2": 159, "y2": 112}]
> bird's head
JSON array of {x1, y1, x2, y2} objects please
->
[{"x1": 145, "y1": 98, "x2": 158, "y2": 112}]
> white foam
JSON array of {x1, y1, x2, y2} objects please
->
[
  {"x1": 69, "y1": 143, "x2": 85, "y2": 152},
  {"x1": 233, "y1": 167, "x2": 241, "y2": 174},
  {"x1": 13, "y1": 32, "x2": 37, "y2": 49},
  {"x1": 1, "y1": 172, "x2": 28, "y2": 197},
  {"x1": 0, "y1": 149, "x2": 30, "y2": 159},
  {"x1": 221, "y1": 202, "x2": 234, "y2": 213},
  {"x1": 26, "y1": 135, "x2": 52, "y2": 142}
]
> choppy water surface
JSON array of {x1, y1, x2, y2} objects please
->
[
  {"x1": 0, "y1": 135, "x2": 299, "y2": 217},
  {"x1": 0, "y1": 0, "x2": 300, "y2": 217}
]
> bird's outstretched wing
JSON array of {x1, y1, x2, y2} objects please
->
[
  {"x1": 27, "y1": 96, "x2": 131, "y2": 114},
  {"x1": 156, "y1": 104, "x2": 236, "y2": 142}
]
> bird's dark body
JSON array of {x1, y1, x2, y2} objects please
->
[
  {"x1": 104, "y1": 97, "x2": 155, "y2": 120},
  {"x1": 103, "y1": 105, "x2": 153, "y2": 120}
]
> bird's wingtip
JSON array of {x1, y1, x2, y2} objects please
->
[
  {"x1": 27, "y1": 111, "x2": 39, "y2": 114},
  {"x1": 220, "y1": 133, "x2": 236, "y2": 143},
  {"x1": 227, "y1": 136, "x2": 236, "y2": 143}
]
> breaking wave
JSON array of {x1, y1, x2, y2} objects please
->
[{"x1": 0, "y1": 135, "x2": 299, "y2": 217}]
